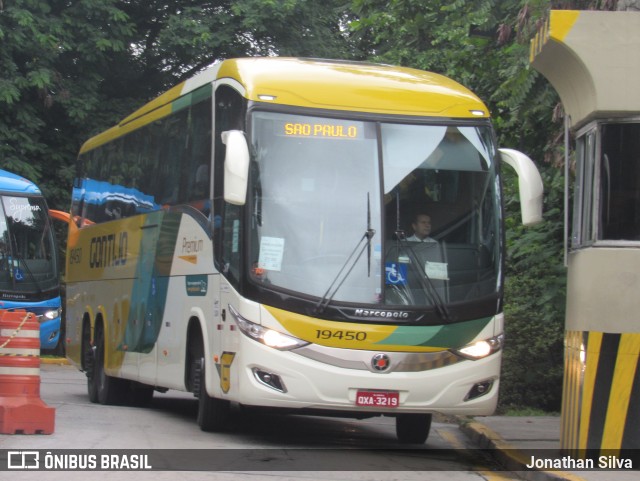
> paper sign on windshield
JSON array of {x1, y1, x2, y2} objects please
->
[
  {"x1": 259, "y1": 236, "x2": 285, "y2": 271},
  {"x1": 425, "y1": 261, "x2": 448, "y2": 280}
]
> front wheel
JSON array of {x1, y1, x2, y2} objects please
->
[
  {"x1": 396, "y1": 413, "x2": 432, "y2": 444},
  {"x1": 195, "y1": 358, "x2": 230, "y2": 432}
]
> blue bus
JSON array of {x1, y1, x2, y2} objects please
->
[{"x1": 0, "y1": 169, "x2": 61, "y2": 349}]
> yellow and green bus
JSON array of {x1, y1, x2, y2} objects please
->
[{"x1": 64, "y1": 58, "x2": 542, "y2": 443}]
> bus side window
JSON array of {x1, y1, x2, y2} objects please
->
[
  {"x1": 184, "y1": 99, "x2": 213, "y2": 205},
  {"x1": 213, "y1": 86, "x2": 247, "y2": 287}
]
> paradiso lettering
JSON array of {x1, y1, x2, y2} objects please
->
[
  {"x1": 89, "y1": 232, "x2": 128, "y2": 268},
  {"x1": 284, "y1": 122, "x2": 358, "y2": 139}
]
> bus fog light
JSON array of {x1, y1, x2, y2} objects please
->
[
  {"x1": 452, "y1": 334, "x2": 504, "y2": 360},
  {"x1": 465, "y1": 380, "x2": 494, "y2": 401},
  {"x1": 252, "y1": 368, "x2": 287, "y2": 393}
]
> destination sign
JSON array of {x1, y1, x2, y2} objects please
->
[{"x1": 283, "y1": 122, "x2": 360, "y2": 139}]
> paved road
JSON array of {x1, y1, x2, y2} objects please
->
[{"x1": 1, "y1": 364, "x2": 517, "y2": 481}]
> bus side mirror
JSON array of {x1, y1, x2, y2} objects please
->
[
  {"x1": 499, "y1": 148, "x2": 544, "y2": 226},
  {"x1": 49, "y1": 208, "x2": 79, "y2": 230},
  {"x1": 49, "y1": 209, "x2": 71, "y2": 224},
  {"x1": 222, "y1": 130, "x2": 250, "y2": 206}
]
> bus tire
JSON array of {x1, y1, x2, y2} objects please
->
[
  {"x1": 196, "y1": 358, "x2": 229, "y2": 432},
  {"x1": 127, "y1": 382, "x2": 154, "y2": 407},
  {"x1": 93, "y1": 324, "x2": 127, "y2": 405},
  {"x1": 85, "y1": 326, "x2": 99, "y2": 403},
  {"x1": 396, "y1": 413, "x2": 432, "y2": 444}
]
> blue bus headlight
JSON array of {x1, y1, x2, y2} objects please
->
[
  {"x1": 43, "y1": 308, "x2": 62, "y2": 320},
  {"x1": 452, "y1": 334, "x2": 504, "y2": 360},
  {"x1": 228, "y1": 305, "x2": 309, "y2": 351}
]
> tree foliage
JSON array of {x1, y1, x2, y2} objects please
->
[
  {"x1": 0, "y1": 0, "x2": 357, "y2": 208},
  {"x1": 501, "y1": 165, "x2": 566, "y2": 411}
]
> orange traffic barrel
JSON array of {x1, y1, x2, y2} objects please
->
[{"x1": 0, "y1": 309, "x2": 55, "y2": 434}]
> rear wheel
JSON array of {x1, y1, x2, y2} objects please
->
[
  {"x1": 396, "y1": 413, "x2": 432, "y2": 444},
  {"x1": 84, "y1": 324, "x2": 99, "y2": 403},
  {"x1": 90, "y1": 324, "x2": 127, "y2": 405}
]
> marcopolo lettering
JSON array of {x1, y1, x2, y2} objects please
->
[
  {"x1": 89, "y1": 232, "x2": 128, "y2": 268},
  {"x1": 354, "y1": 309, "x2": 409, "y2": 319}
]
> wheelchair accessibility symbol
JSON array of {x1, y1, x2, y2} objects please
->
[
  {"x1": 13, "y1": 267, "x2": 25, "y2": 281},
  {"x1": 385, "y1": 263, "x2": 407, "y2": 286}
]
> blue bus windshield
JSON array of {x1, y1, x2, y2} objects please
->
[{"x1": 0, "y1": 192, "x2": 61, "y2": 349}]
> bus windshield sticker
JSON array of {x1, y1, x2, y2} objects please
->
[
  {"x1": 425, "y1": 261, "x2": 449, "y2": 280},
  {"x1": 6, "y1": 196, "x2": 42, "y2": 222},
  {"x1": 185, "y1": 275, "x2": 208, "y2": 296},
  {"x1": 232, "y1": 219, "x2": 240, "y2": 253},
  {"x1": 385, "y1": 262, "x2": 407, "y2": 286},
  {"x1": 258, "y1": 236, "x2": 285, "y2": 271}
]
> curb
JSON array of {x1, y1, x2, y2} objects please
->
[
  {"x1": 40, "y1": 356, "x2": 70, "y2": 365},
  {"x1": 459, "y1": 419, "x2": 587, "y2": 481}
]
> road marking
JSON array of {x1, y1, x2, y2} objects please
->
[{"x1": 437, "y1": 428, "x2": 520, "y2": 481}]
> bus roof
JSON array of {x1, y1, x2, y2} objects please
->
[
  {"x1": 81, "y1": 57, "x2": 490, "y2": 154},
  {"x1": 0, "y1": 169, "x2": 42, "y2": 195}
]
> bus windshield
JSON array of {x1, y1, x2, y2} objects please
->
[
  {"x1": 249, "y1": 111, "x2": 501, "y2": 312},
  {"x1": 0, "y1": 195, "x2": 58, "y2": 296}
]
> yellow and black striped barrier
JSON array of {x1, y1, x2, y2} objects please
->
[{"x1": 562, "y1": 330, "x2": 640, "y2": 452}]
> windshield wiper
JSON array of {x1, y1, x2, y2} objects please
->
[
  {"x1": 315, "y1": 195, "x2": 375, "y2": 314},
  {"x1": 366, "y1": 192, "x2": 373, "y2": 276},
  {"x1": 394, "y1": 230, "x2": 452, "y2": 324},
  {"x1": 314, "y1": 229, "x2": 375, "y2": 314}
]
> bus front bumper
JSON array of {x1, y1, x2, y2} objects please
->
[
  {"x1": 39, "y1": 317, "x2": 61, "y2": 350},
  {"x1": 219, "y1": 335, "x2": 500, "y2": 416}
]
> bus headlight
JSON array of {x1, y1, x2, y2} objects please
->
[
  {"x1": 44, "y1": 308, "x2": 62, "y2": 320},
  {"x1": 229, "y1": 305, "x2": 309, "y2": 351},
  {"x1": 452, "y1": 334, "x2": 504, "y2": 360}
]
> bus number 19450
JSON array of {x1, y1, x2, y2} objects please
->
[{"x1": 315, "y1": 329, "x2": 367, "y2": 341}]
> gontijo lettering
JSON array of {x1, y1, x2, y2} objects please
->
[
  {"x1": 89, "y1": 232, "x2": 128, "y2": 268},
  {"x1": 284, "y1": 122, "x2": 358, "y2": 138}
]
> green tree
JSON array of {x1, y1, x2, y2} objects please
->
[
  {"x1": 1, "y1": 1, "x2": 137, "y2": 206},
  {"x1": 0, "y1": 0, "x2": 358, "y2": 209},
  {"x1": 501, "y1": 165, "x2": 566, "y2": 411}
]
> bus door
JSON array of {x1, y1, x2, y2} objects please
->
[{"x1": 214, "y1": 199, "x2": 243, "y2": 396}]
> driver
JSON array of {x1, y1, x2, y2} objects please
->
[{"x1": 406, "y1": 214, "x2": 436, "y2": 243}]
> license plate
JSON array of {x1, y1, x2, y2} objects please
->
[{"x1": 356, "y1": 390, "x2": 399, "y2": 408}]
